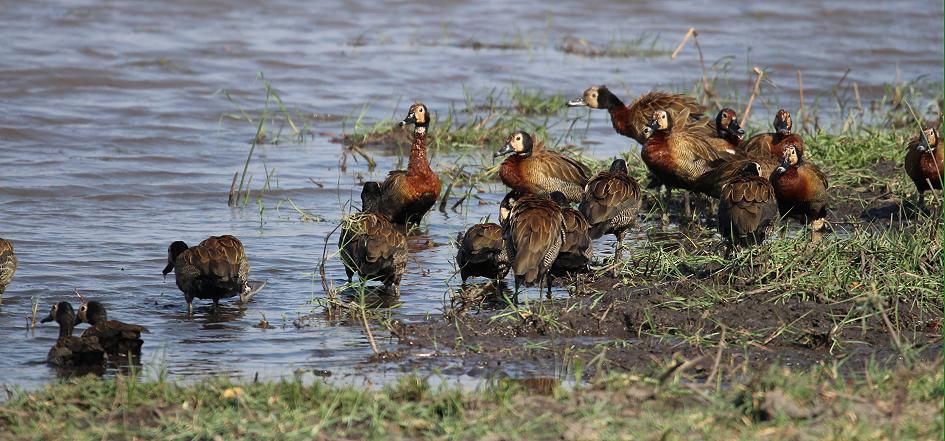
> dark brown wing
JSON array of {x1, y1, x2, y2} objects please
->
[
  {"x1": 0, "y1": 238, "x2": 16, "y2": 292},
  {"x1": 509, "y1": 196, "x2": 564, "y2": 284},
  {"x1": 559, "y1": 208, "x2": 592, "y2": 259},
  {"x1": 720, "y1": 176, "x2": 778, "y2": 244},
  {"x1": 694, "y1": 158, "x2": 778, "y2": 198},
  {"x1": 666, "y1": 128, "x2": 742, "y2": 187},
  {"x1": 460, "y1": 223, "x2": 504, "y2": 261},
  {"x1": 188, "y1": 235, "x2": 248, "y2": 284},
  {"x1": 522, "y1": 152, "x2": 591, "y2": 202},
  {"x1": 740, "y1": 133, "x2": 776, "y2": 159},
  {"x1": 363, "y1": 215, "x2": 407, "y2": 263},
  {"x1": 580, "y1": 171, "x2": 641, "y2": 237}
]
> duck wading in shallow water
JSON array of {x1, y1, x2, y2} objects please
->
[
  {"x1": 502, "y1": 192, "x2": 565, "y2": 298},
  {"x1": 904, "y1": 127, "x2": 944, "y2": 211},
  {"x1": 74, "y1": 300, "x2": 149, "y2": 361},
  {"x1": 339, "y1": 182, "x2": 408, "y2": 295},
  {"x1": 455, "y1": 222, "x2": 510, "y2": 285},
  {"x1": 770, "y1": 144, "x2": 829, "y2": 233},
  {"x1": 0, "y1": 238, "x2": 15, "y2": 296},
  {"x1": 374, "y1": 103, "x2": 441, "y2": 228},
  {"x1": 40, "y1": 302, "x2": 105, "y2": 369},
  {"x1": 549, "y1": 191, "x2": 593, "y2": 281},
  {"x1": 579, "y1": 159, "x2": 641, "y2": 261},
  {"x1": 163, "y1": 235, "x2": 263, "y2": 314},
  {"x1": 494, "y1": 131, "x2": 591, "y2": 203}
]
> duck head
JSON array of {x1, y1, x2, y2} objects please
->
[
  {"x1": 40, "y1": 301, "x2": 76, "y2": 337},
  {"x1": 399, "y1": 103, "x2": 429, "y2": 133},
  {"x1": 549, "y1": 191, "x2": 569, "y2": 208},
  {"x1": 163, "y1": 241, "x2": 189, "y2": 276},
  {"x1": 609, "y1": 158, "x2": 629, "y2": 175},
  {"x1": 776, "y1": 144, "x2": 800, "y2": 174},
  {"x1": 917, "y1": 127, "x2": 939, "y2": 153},
  {"x1": 495, "y1": 131, "x2": 534, "y2": 158},
  {"x1": 773, "y1": 109, "x2": 793, "y2": 136},
  {"x1": 716, "y1": 108, "x2": 745, "y2": 142},
  {"x1": 76, "y1": 301, "x2": 108, "y2": 326},
  {"x1": 567, "y1": 86, "x2": 621, "y2": 110},
  {"x1": 645, "y1": 110, "x2": 671, "y2": 137},
  {"x1": 360, "y1": 181, "x2": 383, "y2": 213},
  {"x1": 499, "y1": 191, "x2": 522, "y2": 224}
]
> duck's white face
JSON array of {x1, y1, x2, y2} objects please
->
[
  {"x1": 507, "y1": 132, "x2": 528, "y2": 154},
  {"x1": 581, "y1": 87, "x2": 600, "y2": 108},
  {"x1": 650, "y1": 110, "x2": 669, "y2": 131},
  {"x1": 922, "y1": 128, "x2": 938, "y2": 151},
  {"x1": 782, "y1": 145, "x2": 799, "y2": 166}
]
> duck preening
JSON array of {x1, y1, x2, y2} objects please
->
[
  {"x1": 567, "y1": 86, "x2": 705, "y2": 145},
  {"x1": 163, "y1": 235, "x2": 255, "y2": 314},
  {"x1": 375, "y1": 102, "x2": 441, "y2": 227},
  {"x1": 502, "y1": 192, "x2": 565, "y2": 297},
  {"x1": 0, "y1": 238, "x2": 16, "y2": 295},
  {"x1": 40, "y1": 302, "x2": 105, "y2": 369},
  {"x1": 455, "y1": 223, "x2": 510, "y2": 284},
  {"x1": 718, "y1": 162, "x2": 779, "y2": 248},
  {"x1": 579, "y1": 159, "x2": 641, "y2": 260},
  {"x1": 74, "y1": 301, "x2": 149, "y2": 361},
  {"x1": 494, "y1": 131, "x2": 591, "y2": 203},
  {"x1": 339, "y1": 182, "x2": 408, "y2": 295},
  {"x1": 904, "y1": 127, "x2": 944, "y2": 211},
  {"x1": 770, "y1": 143, "x2": 829, "y2": 231}
]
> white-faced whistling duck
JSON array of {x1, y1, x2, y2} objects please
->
[
  {"x1": 501, "y1": 192, "x2": 565, "y2": 298},
  {"x1": 770, "y1": 143, "x2": 829, "y2": 231},
  {"x1": 456, "y1": 222, "x2": 510, "y2": 285},
  {"x1": 375, "y1": 102, "x2": 441, "y2": 227},
  {"x1": 74, "y1": 301, "x2": 149, "y2": 361},
  {"x1": 741, "y1": 109, "x2": 804, "y2": 160},
  {"x1": 163, "y1": 235, "x2": 253, "y2": 314},
  {"x1": 339, "y1": 182, "x2": 408, "y2": 295},
  {"x1": 579, "y1": 159, "x2": 641, "y2": 260},
  {"x1": 718, "y1": 162, "x2": 779, "y2": 248},
  {"x1": 549, "y1": 191, "x2": 593, "y2": 279},
  {"x1": 715, "y1": 108, "x2": 746, "y2": 150},
  {"x1": 40, "y1": 302, "x2": 105, "y2": 369},
  {"x1": 494, "y1": 131, "x2": 591, "y2": 203},
  {"x1": 904, "y1": 127, "x2": 944, "y2": 211},
  {"x1": 0, "y1": 238, "x2": 15, "y2": 296}
]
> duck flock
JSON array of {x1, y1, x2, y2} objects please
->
[{"x1": 0, "y1": 85, "x2": 941, "y2": 371}]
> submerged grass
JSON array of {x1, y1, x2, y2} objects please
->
[{"x1": 1, "y1": 360, "x2": 940, "y2": 440}]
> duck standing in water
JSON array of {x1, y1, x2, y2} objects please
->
[
  {"x1": 494, "y1": 131, "x2": 590, "y2": 203},
  {"x1": 580, "y1": 159, "x2": 641, "y2": 261},
  {"x1": 74, "y1": 301, "x2": 149, "y2": 361},
  {"x1": 455, "y1": 222, "x2": 509, "y2": 285},
  {"x1": 162, "y1": 235, "x2": 257, "y2": 314},
  {"x1": 40, "y1": 302, "x2": 105, "y2": 368},
  {"x1": 549, "y1": 192, "x2": 592, "y2": 281},
  {"x1": 502, "y1": 192, "x2": 565, "y2": 298},
  {"x1": 374, "y1": 103, "x2": 441, "y2": 227},
  {"x1": 339, "y1": 182, "x2": 408, "y2": 295},
  {"x1": 904, "y1": 127, "x2": 944, "y2": 211},
  {"x1": 0, "y1": 238, "x2": 15, "y2": 296},
  {"x1": 717, "y1": 162, "x2": 779, "y2": 248},
  {"x1": 770, "y1": 144, "x2": 829, "y2": 232}
]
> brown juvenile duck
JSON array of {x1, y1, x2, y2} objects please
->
[
  {"x1": 904, "y1": 127, "x2": 944, "y2": 210},
  {"x1": 502, "y1": 192, "x2": 565, "y2": 296},
  {"x1": 718, "y1": 162, "x2": 779, "y2": 247},
  {"x1": 339, "y1": 182, "x2": 408, "y2": 295},
  {"x1": 549, "y1": 192, "x2": 593, "y2": 278},
  {"x1": 770, "y1": 144, "x2": 829, "y2": 231},
  {"x1": 75, "y1": 301, "x2": 149, "y2": 361},
  {"x1": 567, "y1": 86, "x2": 705, "y2": 145},
  {"x1": 741, "y1": 109, "x2": 804, "y2": 160},
  {"x1": 455, "y1": 222, "x2": 509, "y2": 284},
  {"x1": 494, "y1": 131, "x2": 591, "y2": 203},
  {"x1": 375, "y1": 103, "x2": 441, "y2": 227},
  {"x1": 40, "y1": 302, "x2": 105, "y2": 368},
  {"x1": 579, "y1": 159, "x2": 641, "y2": 260},
  {"x1": 643, "y1": 109, "x2": 740, "y2": 216},
  {"x1": 163, "y1": 235, "x2": 253, "y2": 314},
  {"x1": 0, "y1": 238, "x2": 16, "y2": 295}
]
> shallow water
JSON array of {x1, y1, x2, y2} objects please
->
[{"x1": 0, "y1": 0, "x2": 942, "y2": 390}]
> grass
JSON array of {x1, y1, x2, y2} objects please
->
[{"x1": 0, "y1": 359, "x2": 940, "y2": 440}]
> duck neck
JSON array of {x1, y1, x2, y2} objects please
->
[
  {"x1": 58, "y1": 321, "x2": 74, "y2": 338},
  {"x1": 407, "y1": 126, "x2": 433, "y2": 176}
]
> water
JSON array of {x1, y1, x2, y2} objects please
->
[{"x1": 0, "y1": 0, "x2": 941, "y2": 390}]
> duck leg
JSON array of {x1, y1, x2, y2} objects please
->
[
  {"x1": 661, "y1": 187, "x2": 672, "y2": 227},
  {"x1": 187, "y1": 301, "x2": 193, "y2": 316},
  {"x1": 683, "y1": 191, "x2": 692, "y2": 220},
  {"x1": 545, "y1": 272, "x2": 553, "y2": 300}
]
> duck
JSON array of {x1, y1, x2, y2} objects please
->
[
  {"x1": 567, "y1": 86, "x2": 705, "y2": 145},
  {"x1": 770, "y1": 143, "x2": 829, "y2": 231},
  {"x1": 714, "y1": 108, "x2": 746, "y2": 150},
  {"x1": 549, "y1": 192, "x2": 593, "y2": 278},
  {"x1": 375, "y1": 103, "x2": 441, "y2": 227},
  {"x1": 162, "y1": 235, "x2": 253, "y2": 314},
  {"x1": 693, "y1": 154, "x2": 780, "y2": 199},
  {"x1": 718, "y1": 162, "x2": 779, "y2": 247},
  {"x1": 579, "y1": 159, "x2": 641, "y2": 260},
  {"x1": 455, "y1": 222, "x2": 509, "y2": 284},
  {"x1": 339, "y1": 181, "x2": 408, "y2": 295},
  {"x1": 0, "y1": 238, "x2": 16, "y2": 295},
  {"x1": 494, "y1": 131, "x2": 591, "y2": 203},
  {"x1": 740, "y1": 109, "x2": 804, "y2": 160},
  {"x1": 643, "y1": 109, "x2": 741, "y2": 217},
  {"x1": 502, "y1": 192, "x2": 565, "y2": 297},
  {"x1": 40, "y1": 302, "x2": 105, "y2": 368},
  {"x1": 904, "y1": 127, "x2": 943, "y2": 210},
  {"x1": 74, "y1": 301, "x2": 149, "y2": 361}
]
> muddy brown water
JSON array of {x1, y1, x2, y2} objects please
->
[{"x1": 0, "y1": 0, "x2": 942, "y2": 390}]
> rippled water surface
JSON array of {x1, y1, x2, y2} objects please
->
[{"x1": 0, "y1": 0, "x2": 942, "y2": 389}]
